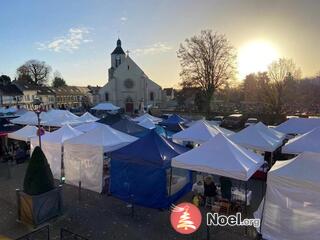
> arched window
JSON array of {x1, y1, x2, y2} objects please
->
[
  {"x1": 149, "y1": 92, "x2": 154, "y2": 101},
  {"x1": 105, "y1": 92, "x2": 109, "y2": 101}
]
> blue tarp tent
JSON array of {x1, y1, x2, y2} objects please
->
[
  {"x1": 111, "y1": 119, "x2": 150, "y2": 137},
  {"x1": 110, "y1": 130, "x2": 192, "y2": 208},
  {"x1": 160, "y1": 114, "x2": 187, "y2": 126}
]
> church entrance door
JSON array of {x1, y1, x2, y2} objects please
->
[
  {"x1": 125, "y1": 97, "x2": 134, "y2": 113},
  {"x1": 125, "y1": 102, "x2": 134, "y2": 113}
]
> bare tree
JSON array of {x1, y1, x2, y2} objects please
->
[
  {"x1": 264, "y1": 58, "x2": 301, "y2": 116},
  {"x1": 177, "y1": 30, "x2": 236, "y2": 115},
  {"x1": 17, "y1": 60, "x2": 52, "y2": 86}
]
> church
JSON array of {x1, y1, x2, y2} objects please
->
[{"x1": 99, "y1": 39, "x2": 163, "y2": 113}]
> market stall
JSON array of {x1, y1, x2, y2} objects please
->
[
  {"x1": 254, "y1": 152, "x2": 320, "y2": 240},
  {"x1": 64, "y1": 124, "x2": 137, "y2": 193},
  {"x1": 110, "y1": 130, "x2": 192, "y2": 209}
]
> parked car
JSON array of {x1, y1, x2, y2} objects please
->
[
  {"x1": 245, "y1": 118, "x2": 259, "y2": 128},
  {"x1": 221, "y1": 114, "x2": 246, "y2": 129}
]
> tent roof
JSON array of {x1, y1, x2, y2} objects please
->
[
  {"x1": 137, "y1": 118, "x2": 156, "y2": 129},
  {"x1": 41, "y1": 110, "x2": 80, "y2": 127},
  {"x1": 161, "y1": 114, "x2": 187, "y2": 125},
  {"x1": 269, "y1": 152, "x2": 320, "y2": 185},
  {"x1": 40, "y1": 124, "x2": 83, "y2": 143},
  {"x1": 78, "y1": 112, "x2": 99, "y2": 123},
  {"x1": 111, "y1": 119, "x2": 149, "y2": 137},
  {"x1": 74, "y1": 122, "x2": 103, "y2": 133},
  {"x1": 0, "y1": 118, "x2": 22, "y2": 133},
  {"x1": 275, "y1": 118, "x2": 320, "y2": 135},
  {"x1": 110, "y1": 130, "x2": 188, "y2": 166},
  {"x1": 10, "y1": 111, "x2": 43, "y2": 125},
  {"x1": 91, "y1": 102, "x2": 120, "y2": 111},
  {"x1": 65, "y1": 124, "x2": 137, "y2": 152},
  {"x1": 230, "y1": 122, "x2": 285, "y2": 152},
  {"x1": 97, "y1": 113, "x2": 123, "y2": 125},
  {"x1": 282, "y1": 127, "x2": 320, "y2": 154},
  {"x1": 8, "y1": 125, "x2": 41, "y2": 142},
  {"x1": 133, "y1": 113, "x2": 162, "y2": 123},
  {"x1": 172, "y1": 133, "x2": 264, "y2": 181},
  {"x1": 172, "y1": 120, "x2": 232, "y2": 144}
]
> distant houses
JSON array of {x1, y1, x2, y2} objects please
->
[{"x1": 0, "y1": 79, "x2": 101, "y2": 111}]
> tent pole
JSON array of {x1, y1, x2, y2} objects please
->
[
  {"x1": 245, "y1": 181, "x2": 248, "y2": 235},
  {"x1": 259, "y1": 175, "x2": 267, "y2": 237},
  {"x1": 169, "y1": 167, "x2": 173, "y2": 196}
]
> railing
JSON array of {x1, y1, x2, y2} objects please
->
[
  {"x1": 15, "y1": 226, "x2": 89, "y2": 240},
  {"x1": 16, "y1": 225, "x2": 50, "y2": 240},
  {"x1": 60, "y1": 229, "x2": 89, "y2": 240}
]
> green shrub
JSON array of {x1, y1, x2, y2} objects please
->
[{"x1": 23, "y1": 146, "x2": 55, "y2": 195}]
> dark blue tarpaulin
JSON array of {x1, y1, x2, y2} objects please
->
[
  {"x1": 0, "y1": 118, "x2": 22, "y2": 135},
  {"x1": 159, "y1": 114, "x2": 187, "y2": 134},
  {"x1": 160, "y1": 114, "x2": 187, "y2": 126},
  {"x1": 111, "y1": 119, "x2": 150, "y2": 137},
  {"x1": 110, "y1": 130, "x2": 192, "y2": 208},
  {"x1": 97, "y1": 113, "x2": 123, "y2": 125}
]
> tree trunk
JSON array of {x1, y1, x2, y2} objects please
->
[{"x1": 204, "y1": 90, "x2": 214, "y2": 118}]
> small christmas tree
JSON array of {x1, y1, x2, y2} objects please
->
[
  {"x1": 23, "y1": 146, "x2": 55, "y2": 195},
  {"x1": 177, "y1": 207, "x2": 196, "y2": 230}
]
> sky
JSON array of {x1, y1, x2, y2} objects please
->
[{"x1": 1, "y1": 0, "x2": 320, "y2": 88}]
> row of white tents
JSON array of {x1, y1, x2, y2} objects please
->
[
  {"x1": 7, "y1": 111, "x2": 320, "y2": 239},
  {"x1": 10, "y1": 110, "x2": 99, "y2": 127},
  {"x1": 12, "y1": 123, "x2": 137, "y2": 193}
]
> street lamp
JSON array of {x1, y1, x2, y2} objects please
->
[{"x1": 32, "y1": 98, "x2": 44, "y2": 148}]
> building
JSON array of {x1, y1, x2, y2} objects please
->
[
  {"x1": 99, "y1": 39, "x2": 162, "y2": 113},
  {"x1": 13, "y1": 80, "x2": 55, "y2": 110},
  {"x1": 87, "y1": 85, "x2": 101, "y2": 106},
  {"x1": 0, "y1": 83, "x2": 23, "y2": 107}
]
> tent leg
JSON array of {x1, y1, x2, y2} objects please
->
[
  {"x1": 245, "y1": 181, "x2": 248, "y2": 235},
  {"x1": 169, "y1": 167, "x2": 173, "y2": 196},
  {"x1": 131, "y1": 194, "x2": 134, "y2": 218},
  {"x1": 259, "y1": 181, "x2": 267, "y2": 236}
]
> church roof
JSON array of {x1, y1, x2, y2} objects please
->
[
  {"x1": 111, "y1": 46, "x2": 125, "y2": 55},
  {"x1": 111, "y1": 38, "x2": 125, "y2": 55}
]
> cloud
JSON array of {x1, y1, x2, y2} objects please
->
[
  {"x1": 120, "y1": 16, "x2": 128, "y2": 22},
  {"x1": 37, "y1": 27, "x2": 92, "y2": 53},
  {"x1": 132, "y1": 42, "x2": 173, "y2": 56}
]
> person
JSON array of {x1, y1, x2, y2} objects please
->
[
  {"x1": 220, "y1": 176, "x2": 232, "y2": 201},
  {"x1": 204, "y1": 176, "x2": 217, "y2": 207},
  {"x1": 192, "y1": 180, "x2": 204, "y2": 206},
  {"x1": 14, "y1": 146, "x2": 26, "y2": 164}
]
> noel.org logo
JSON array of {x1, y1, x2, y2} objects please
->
[{"x1": 170, "y1": 202, "x2": 202, "y2": 234}]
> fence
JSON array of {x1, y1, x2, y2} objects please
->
[
  {"x1": 60, "y1": 229, "x2": 89, "y2": 240},
  {"x1": 15, "y1": 226, "x2": 89, "y2": 240},
  {"x1": 16, "y1": 225, "x2": 50, "y2": 240}
]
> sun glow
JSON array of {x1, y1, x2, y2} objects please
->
[{"x1": 238, "y1": 40, "x2": 279, "y2": 79}]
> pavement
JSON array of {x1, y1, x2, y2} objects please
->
[{"x1": 0, "y1": 161, "x2": 264, "y2": 240}]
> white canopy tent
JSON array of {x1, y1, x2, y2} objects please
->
[
  {"x1": 275, "y1": 118, "x2": 320, "y2": 135},
  {"x1": 282, "y1": 127, "x2": 320, "y2": 154},
  {"x1": 77, "y1": 112, "x2": 99, "y2": 123},
  {"x1": 133, "y1": 113, "x2": 162, "y2": 124},
  {"x1": 10, "y1": 111, "x2": 45, "y2": 125},
  {"x1": 137, "y1": 118, "x2": 156, "y2": 129},
  {"x1": 74, "y1": 122, "x2": 103, "y2": 133},
  {"x1": 8, "y1": 125, "x2": 48, "y2": 142},
  {"x1": 91, "y1": 102, "x2": 120, "y2": 111},
  {"x1": 41, "y1": 110, "x2": 81, "y2": 127},
  {"x1": 229, "y1": 122, "x2": 285, "y2": 152},
  {"x1": 64, "y1": 125, "x2": 137, "y2": 193},
  {"x1": 172, "y1": 133, "x2": 264, "y2": 181},
  {"x1": 10, "y1": 109, "x2": 81, "y2": 127},
  {"x1": 31, "y1": 124, "x2": 83, "y2": 179},
  {"x1": 172, "y1": 120, "x2": 233, "y2": 144},
  {"x1": 254, "y1": 152, "x2": 320, "y2": 240}
]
